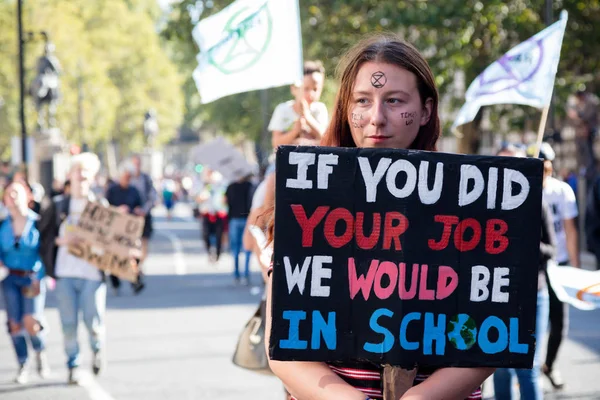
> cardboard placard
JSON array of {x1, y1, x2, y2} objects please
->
[
  {"x1": 68, "y1": 202, "x2": 144, "y2": 282},
  {"x1": 269, "y1": 146, "x2": 543, "y2": 368}
]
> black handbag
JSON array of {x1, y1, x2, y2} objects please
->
[{"x1": 232, "y1": 300, "x2": 273, "y2": 375}]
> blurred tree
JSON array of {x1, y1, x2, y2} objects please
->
[
  {"x1": 0, "y1": 0, "x2": 183, "y2": 160},
  {"x1": 162, "y1": 0, "x2": 599, "y2": 153}
]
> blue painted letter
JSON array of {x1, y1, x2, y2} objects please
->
[
  {"x1": 509, "y1": 318, "x2": 528, "y2": 354},
  {"x1": 280, "y1": 310, "x2": 308, "y2": 350},
  {"x1": 478, "y1": 316, "x2": 508, "y2": 354},
  {"x1": 400, "y1": 312, "x2": 421, "y2": 350},
  {"x1": 423, "y1": 313, "x2": 446, "y2": 355},
  {"x1": 364, "y1": 308, "x2": 395, "y2": 354},
  {"x1": 311, "y1": 311, "x2": 337, "y2": 350}
]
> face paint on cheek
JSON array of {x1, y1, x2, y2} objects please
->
[
  {"x1": 370, "y1": 71, "x2": 387, "y2": 88},
  {"x1": 351, "y1": 112, "x2": 365, "y2": 129},
  {"x1": 400, "y1": 111, "x2": 417, "y2": 126}
]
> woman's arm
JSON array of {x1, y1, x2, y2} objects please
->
[
  {"x1": 265, "y1": 277, "x2": 368, "y2": 400},
  {"x1": 400, "y1": 367, "x2": 494, "y2": 400}
]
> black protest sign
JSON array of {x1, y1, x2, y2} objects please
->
[{"x1": 269, "y1": 146, "x2": 543, "y2": 368}]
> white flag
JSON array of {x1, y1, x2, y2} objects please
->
[
  {"x1": 192, "y1": 0, "x2": 303, "y2": 104},
  {"x1": 452, "y1": 11, "x2": 568, "y2": 131},
  {"x1": 547, "y1": 263, "x2": 600, "y2": 311}
]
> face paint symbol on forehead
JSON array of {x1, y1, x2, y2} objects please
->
[{"x1": 371, "y1": 71, "x2": 387, "y2": 88}]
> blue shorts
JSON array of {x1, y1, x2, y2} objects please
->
[{"x1": 1, "y1": 274, "x2": 46, "y2": 328}]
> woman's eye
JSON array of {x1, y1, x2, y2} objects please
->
[{"x1": 356, "y1": 98, "x2": 369, "y2": 104}]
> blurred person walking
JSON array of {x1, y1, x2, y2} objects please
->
[
  {"x1": 493, "y1": 144, "x2": 554, "y2": 400},
  {"x1": 39, "y1": 153, "x2": 107, "y2": 384},
  {"x1": 568, "y1": 90, "x2": 599, "y2": 181},
  {"x1": 105, "y1": 163, "x2": 144, "y2": 295},
  {"x1": 130, "y1": 155, "x2": 157, "y2": 265},
  {"x1": 161, "y1": 178, "x2": 177, "y2": 220},
  {"x1": 225, "y1": 175, "x2": 254, "y2": 285},
  {"x1": 532, "y1": 143, "x2": 579, "y2": 390},
  {"x1": 196, "y1": 170, "x2": 228, "y2": 263},
  {"x1": 0, "y1": 181, "x2": 49, "y2": 384}
]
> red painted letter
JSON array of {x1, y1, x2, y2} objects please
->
[
  {"x1": 436, "y1": 266, "x2": 458, "y2": 300},
  {"x1": 486, "y1": 219, "x2": 509, "y2": 254},
  {"x1": 291, "y1": 205, "x2": 329, "y2": 247},
  {"x1": 418, "y1": 264, "x2": 435, "y2": 300},
  {"x1": 398, "y1": 263, "x2": 419, "y2": 300},
  {"x1": 348, "y1": 258, "x2": 378, "y2": 300},
  {"x1": 324, "y1": 208, "x2": 354, "y2": 248},
  {"x1": 374, "y1": 261, "x2": 398, "y2": 300},
  {"x1": 383, "y1": 212, "x2": 408, "y2": 250},
  {"x1": 454, "y1": 218, "x2": 481, "y2": 252},
  {"x1": 356, "y1": 212, "x2": 381, "y2": 250},
  {"x1": 428, "y1": 215, "x2": 459, "y2": 251}
]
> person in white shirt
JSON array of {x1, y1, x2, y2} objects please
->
[
  {"x1": 269, "y1": 60, "x2": 329, "y2": 149},
  {"x1": 40, "y1": 153, "x2": 106, "y2": 384},
  {"x1": 537, "y1": 142, "x2": 579, "y2": 390}
]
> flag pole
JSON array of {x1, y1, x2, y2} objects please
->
[{"x1": 534, "y1": 104, "x2": 551, "y2": 158}]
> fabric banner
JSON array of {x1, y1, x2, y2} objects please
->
[
  {"x1": 192, "y1": 0, "x2": 302, "y2": 104},
  {"x1": 547, "y1": 263, "x2": 600, "y2": 311},
  {"x1": 452, "y1": 11, "x2": 568, "y2": 131}
]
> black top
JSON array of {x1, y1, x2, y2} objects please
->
[
  {"x1": 540, "y1": 200, "x2": 557, "y2": 291},
  {"x1": 225, "y1": 181, "x2": 254, "y2": 219},
  {"x1": 106, "y1": 185, "x2": 142, "y2": 214}
]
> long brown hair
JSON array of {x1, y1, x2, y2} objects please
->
[
  {"x1": 321, "y1": 34, "x2": 440, "y2": 151},
  {"x1": 266, "y1": 35, "x2": 441, "y2": 245}
]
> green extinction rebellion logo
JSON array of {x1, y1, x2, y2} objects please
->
[{"x1": 207, "y1": 2, "x2": 273, "y2": 74}]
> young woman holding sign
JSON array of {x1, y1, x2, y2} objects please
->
[{"x1": 263, "y1": 35, "x2": 492, "y2": 400}]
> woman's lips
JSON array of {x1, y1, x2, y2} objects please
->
[{"x1": 366, "y1": 135, "x2": 391, "y2": 142}]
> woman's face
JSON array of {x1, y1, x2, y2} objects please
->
[{"x1": 348, "y1": 62, "x2": 432, "y2": 149}]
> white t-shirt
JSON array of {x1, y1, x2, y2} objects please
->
[
  {"x1": 268, "y1": 100, "x2": 328, "y2": 133},
  {"x1": 55, "y1": 198, "x2": 103, "y2": 281},
  {"x1": 251, "y1": 179, "x2": 268, "y2": 211},
  {"x1": 543, "y1": 176, "x2": 579, "y2": 263}
]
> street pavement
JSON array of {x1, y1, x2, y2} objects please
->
[{"x1": 0, "y1": 202, "x2": 599, "y2": 400}]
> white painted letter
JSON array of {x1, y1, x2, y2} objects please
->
[
  {"x1": 459, "y1": 165, "x2": 484, "y2": 207},
  {"x1": 492, "y1": 267, "x2": 510, "y2": 303},
  {"x1": 317, "y1": 154, "x2": 339, "y2": 190},
  {"x1": 286, "y1": 152, "x2": 315, "y2": 189},
  {"x1": 418, "y1": 161, "x2": 444, "y2": 205},
  {"x1": 470, "y1": 265, "x2": 490, "y2": 302},
  {"x1": 501, "y1": 169, "x2": 530, "y2": 210},
  {"x1": 284, "y1": 256, "x2": 311, "y2": 295},
  {"x1": 311, "y1": 256, "x2": 333, "y2": 297},
  {"x1": 358, "y1": 157, "x2": 392, "y2": 203},
  {"x1": 487, "y1": 167, "x2": 498, "y2": 209},
  {"x1": 386, "y1": 160, "x2": 417, "y2": 199}
]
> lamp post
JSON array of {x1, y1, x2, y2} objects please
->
[{"x1": 17, "y1": 0, "x2": 27, "y2": 177}]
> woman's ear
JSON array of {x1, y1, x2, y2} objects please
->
[{"x1": 420, "y1": 98, "x2": 433, "y2": 126}]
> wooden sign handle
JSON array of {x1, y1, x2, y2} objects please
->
[{"x1": 383, "y1": 365, "x2": 417, "y2": 400}]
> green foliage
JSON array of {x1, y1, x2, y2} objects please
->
[
  {"x1": 0, "y1": 0, "x2": 183, "y2": 159},
  {"x1": 162, "y1": 0, "x2": 600, "y2": 140}
]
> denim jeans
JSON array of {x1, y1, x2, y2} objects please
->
[
  {"x1": 493, "y1": 289, "x2": 550, "y2": 400},
  {"x1": 1, "y1": 274, "x2": 47, "y2": 365},
  {"x1": 55, "y1": 277, "x2": 106, "y2": 369},
  {"x1": 229, "y1": 217, "x2": 251, "y2": 279}
]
